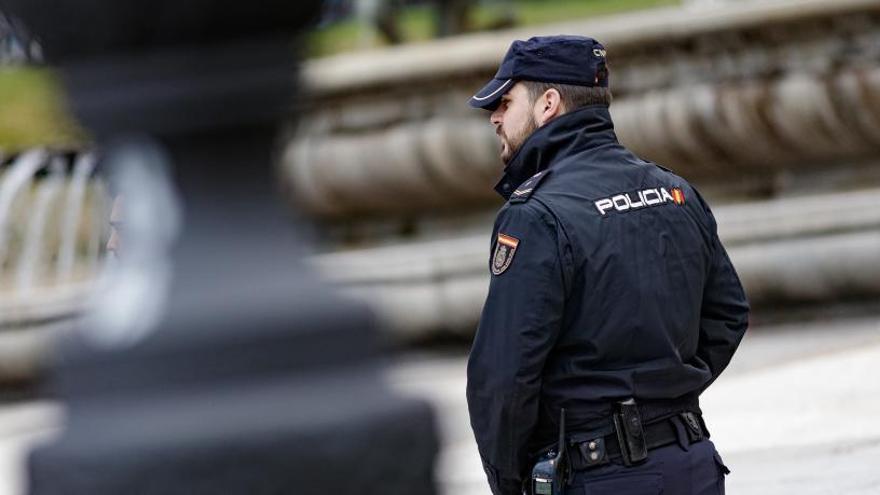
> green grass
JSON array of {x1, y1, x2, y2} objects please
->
[
  {"x1": 506, "y1": 0, "x2": 680, "y2": 24},
  {"x1": 309, "y1": 0, "x2": 682, "y2": 57},
  {"x1": 0, "y1": 68, "x2": 86, "y2": 153}
]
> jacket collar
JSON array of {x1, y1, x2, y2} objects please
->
[{"x1": 494, "y1": 105, "x2": 618, "y2": 199}]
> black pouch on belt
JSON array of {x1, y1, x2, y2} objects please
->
[{"x1": 613, "y1": 399, "x2": 648, "y2": 466}]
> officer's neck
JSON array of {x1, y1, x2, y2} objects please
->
[{"x1": 495, "y1": 105, "x2": 617, "y2": 199}]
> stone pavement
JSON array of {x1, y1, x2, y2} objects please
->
[
  {"x1": 0, "y1": 315, "x2": 877, "y2": 494},
  {"x1": 386, "y1": 315, "x2": 880, "y2": 495},
  {"x1": 0, "y1": 401, "x2": 60, "y2": 495}
]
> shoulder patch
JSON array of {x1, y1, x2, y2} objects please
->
[
  {"x1": 509, "y1": 169, "x2": 552, "y2": 204},
  {"x1": 491, "y1": 233, "x2": 519, "y2": 275}
]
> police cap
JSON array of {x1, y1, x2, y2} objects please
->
[{"x1": 469, "y1": 35, "x2": 609, "y2": 110}]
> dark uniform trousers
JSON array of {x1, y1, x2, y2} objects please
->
[{"x1": 565, "y1": 437, "x2": 729, "y2": 495}]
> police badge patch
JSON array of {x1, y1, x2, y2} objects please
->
[{"x1": 491, "y1": 233, "x2": 519, "y2": 275}]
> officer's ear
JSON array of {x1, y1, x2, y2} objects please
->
[{"x1": 535, "y1": 88, "x2": 563, "y2": 127}]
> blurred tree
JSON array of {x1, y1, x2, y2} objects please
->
[{"x1": 353, "y1": 0, "x2": 516, "y2": 45}]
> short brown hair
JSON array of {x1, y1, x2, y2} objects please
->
[{"x1": 522, "y1": 80, "x2": 612, "y2": 111}]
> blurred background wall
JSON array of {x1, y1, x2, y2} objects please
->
[
  {"x1": 1, "y1": 1, "x2": 880, "y2": 493},
  {"x1": 293, "y1": 0, "x2": 880, "y2": 340},
  {"x1": 1, "y1": 0, "x2": 879, "y2": 378}
]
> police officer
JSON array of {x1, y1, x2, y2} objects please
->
[{"x1": 465, "y1": 35, "x2": 749, "y2": 495}]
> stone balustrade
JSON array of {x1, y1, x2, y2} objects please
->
[
  {"x1": 5, "y1": 0, "x2": 880, "y2": 378},
  {"x1": 284, "y1": 0, "x2": 880, "y2": 219},
  {"x1": 275, "y1": 0, "x2": 880, "y2": 339},
  {"x1": 311, "y1": 188, "x2": 880, "y2": 338},
  {"x1": 0, "y1": 150, "x2": 106, "y2": 382}
]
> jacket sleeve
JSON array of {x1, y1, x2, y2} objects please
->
[
  {"x1": 466, "y1": 203, "x2": 571, "y2": 495},
  {"x1": 696, "y1": 205, "x2": 749, "y2": 390}
]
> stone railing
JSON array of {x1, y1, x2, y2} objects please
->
[
  {"x1": 0, "y1": 149, "x2": 106, "y2": 382},
  {"x1": 7, "y1": 0, "x2": 880, "y2": 356},
  {"x1": 283, "y1": 0, "x2": 880, "y2": 338},
  {"x1": 311, "y1": 188, "x2": 880, "y2": 338},
  {"x1": 283, "y1": 0, "x2": 880, "y2": 219}
]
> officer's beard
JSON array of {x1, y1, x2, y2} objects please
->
[{"x1": 499, "y1": 114, "x2": 538, "y2": 164}]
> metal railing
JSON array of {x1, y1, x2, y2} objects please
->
[{"x1": 0, "y1": 149, "x2": 107, "y2": 382}]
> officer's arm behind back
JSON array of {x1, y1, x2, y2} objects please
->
[
  {"x1": 466, "y1": 202, "x2": 571, "y2": 493},
  {"x1": 693, "y1": 190, "x2": 750, "y2": 389}
]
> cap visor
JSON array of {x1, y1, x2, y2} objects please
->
[{"x1": 469, "y1": 78, "x2": 513, "y2": 110}]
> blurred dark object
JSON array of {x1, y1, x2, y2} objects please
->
[
  {"x1": 0, "y1": 1, "x2": 438, "y2": 493},
  {"x1": 0, "y1": 10, "x2": 42, "y2": 64},
  {"x1": 0, "y1": 0, "x2": 319, "y2": 61}
]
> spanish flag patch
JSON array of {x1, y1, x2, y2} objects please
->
[
  {"x1": 491, "y1": 233, "x2": 520, "y2": 275},
  {"x1": 671, "y1": 187, "x2": 685, "y2": 205}
]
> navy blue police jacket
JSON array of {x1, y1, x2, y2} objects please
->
[{"x1": 466, "y1": 105, "x2": 749, "y2": 495}]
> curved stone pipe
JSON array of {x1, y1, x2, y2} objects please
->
[
  {"x1": 0, "y1": 149, "x2": 48, "y2": 271},
  {"x1": 282, "y1": 117, "x2": 499, "y2": 217},
  {"x1": 283, "y1": 66, "x2": 880, "y2": 219},
  {"x1": 16, "y1": 157, "x2": 66, "y2": 295},
  {"x1": 56, "y1": 153, "x2": 97, "y2": 283}
]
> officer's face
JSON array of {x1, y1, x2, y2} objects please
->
[{"x1": 490, "y1": 83, "x2": 538, "y2": 164}]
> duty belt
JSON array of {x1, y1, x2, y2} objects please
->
[{"x1": 568, "y1": 411, "x2": 708, "y2": 471}]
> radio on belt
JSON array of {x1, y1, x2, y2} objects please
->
[{"x1": 531, "y1": 409, "x2": 569, "y2": 495}]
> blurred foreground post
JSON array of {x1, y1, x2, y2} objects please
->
[{"x1": 0, "y1": 1, "x2": 439, "y2": 493}]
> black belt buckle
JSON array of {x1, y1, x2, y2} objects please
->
[
  {"x1": 613, "y1": 399, "x2": 647, "y2": 466},
  {"x1": 680, "y1": 412, "x2": 704, "y2": 443}
]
